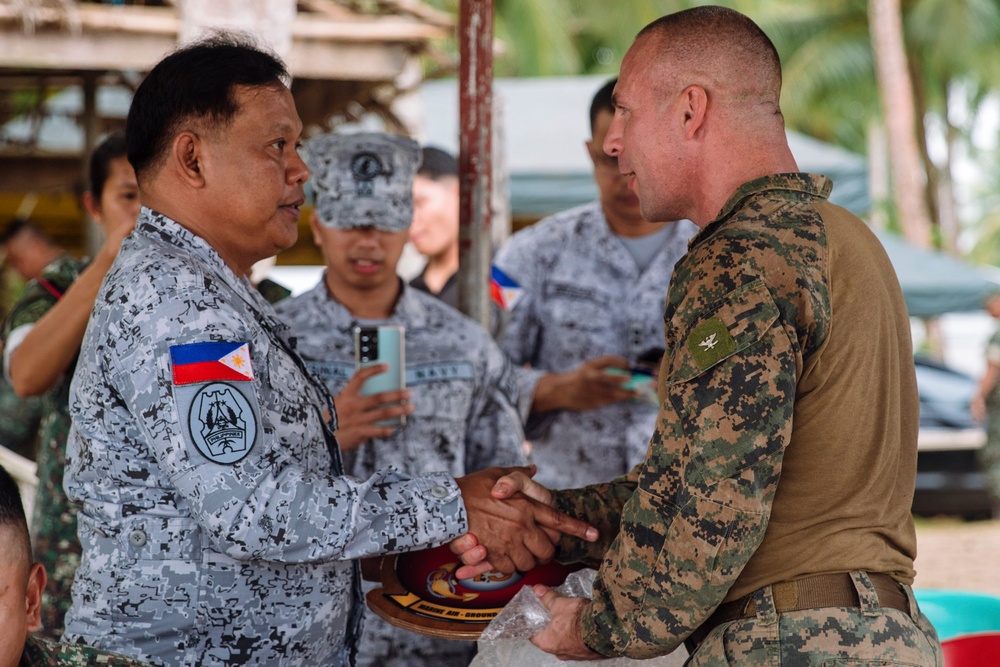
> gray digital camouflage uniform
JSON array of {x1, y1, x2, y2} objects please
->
[
  {"x1": 493, "y1": 202, "x2": 696, "y2": 489},
  {"x1": 551, "y1": 175, "x2": 942, "y2": 664},
  {"x1": 276, "y1": 280, "x2": 525, "y2": 667},
  {"x1": 3, "y1": 255, "x2": 88, "y2": 640},
  {"x1": 63, "y1": 209, "x2": 469, "y2": 667}
]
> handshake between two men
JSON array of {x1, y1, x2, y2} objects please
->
[
  {"x1": 451, "y1": 466, "x2": 573, "y2": 577},
  {"x1": 451, "y1": 467, "x2": 605, "y2": 661}
]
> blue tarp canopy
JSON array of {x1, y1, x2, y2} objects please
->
[
  {"x1": 419, "y1": 75, "x2": 871, "y2": 217},
  {"x1": 877, "y1": 232, "x2": 1000, "y2": 317},
  {"x1": 419, "y1": 77, "x2": 1000, "y2": 317}
]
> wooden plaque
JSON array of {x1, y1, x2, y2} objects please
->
[{"x1": 366, "y1": 543, "x2": 583, "y2": 640}]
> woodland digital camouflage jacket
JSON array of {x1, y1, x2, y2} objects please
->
[{"x1": 553, "y1": 174, "x2": 921, "y2": 659}]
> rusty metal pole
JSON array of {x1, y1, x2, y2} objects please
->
[
  {"x1": 457, "y1": 0, "x2": 493, "y2": 328},
  {"x1": 82, "y1": 72, "x2": 101, "y2": 256}
]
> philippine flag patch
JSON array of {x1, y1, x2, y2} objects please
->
[
  {"x1": 170, "y1": 341, "x2": 255, "y2": 385},
  {"x1": 490, "y1": 265, "x2": 523, "y2": 311}
]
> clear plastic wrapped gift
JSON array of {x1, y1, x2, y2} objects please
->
[{"x1": 471, "y1": 569, "x2": 688, "y2": 667}]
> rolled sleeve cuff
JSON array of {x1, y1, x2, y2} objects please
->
[
  {"x1": 358, "y1": 469, "x2": 468, "y2": 555},
  {"x1": 580, "y1": 601, "x2": 618, "y2": 657},
  {"x1": 513, "y1": 366, "x2": 544, "y2": 423}
]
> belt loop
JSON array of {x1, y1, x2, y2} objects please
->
[
  {"x1": 850, "y1": 570, "x2": 880, "y2": 617},
  {"x1": 753, "y1": 584, "x2": 780, "y2": 626},
  {"x1": 901, "y1": 583, "x2": 921, "y2": 621}
]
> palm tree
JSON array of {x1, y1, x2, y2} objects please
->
[
  {"x1": 421, "y1": 0, "x2": 1000, "y2": 257},
  {"x1": 760, "y1": 0, "x2": 1000, "y2": 252},
  {"x1": 420, "y1": 0, "x2": 697, "y2": 77},
  {"x1": 906, "y1": 0, "x2": 1000, "y2": 252},
  {"x1": 870, "y1": 0, "x2": 933, "y2": 247}
]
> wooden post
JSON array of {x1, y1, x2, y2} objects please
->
[{"x1": 457, "y1": 0, "x2": 493, "y2": 327}]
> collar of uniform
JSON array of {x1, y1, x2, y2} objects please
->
[
  {"x1": 395, "y1": 280, "x2": 437, "y2": 329},
  {"x1": 588, "y1": 199, "x2": 693, "y2": 278},
  {"x1": 135, "y1": 206, "x2": 261, "y2": 306},
  {"x1": 307, "y1": 275, "x2": 430, "y2": 332},
  {"x1": 302, "y1": 276, "x2": 356, "y2": 338},
  {"x1": 587, "y1": 202, "x2": 646, "y2": 276},
  {"x1": 691, "y1": 173, "x2": 832, "y2": 247}
]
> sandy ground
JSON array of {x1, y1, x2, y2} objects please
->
[{"x1": 914, "y1": 516, "x2": 1000, "y2": 596}]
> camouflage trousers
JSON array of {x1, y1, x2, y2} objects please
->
[
  {"x1": 687, "y1": 572, "x2": 943, "y2": 666},
  {"x1": 978, "y1": 408, "x2": 1000, "y2": 507}
]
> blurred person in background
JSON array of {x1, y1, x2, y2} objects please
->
[
  {"x1": 276, "y1": 132, "x2": 525, "y2": 667},
  {"x1": 0, "y1": 220, "x2": 61, "y2": 460},
  {"x1": 971, "y1": 291, "x2": 1000, "y2": 512},
  {"x1": 1, "y1": 131, "x2": 140, "y2": 639},
  {"x1": 1, "y1": 219, "x2": 64, "y2": 286},
  {"x1": 408, "y1": 146, "x2": 461, "y2": 309},
  {"x1": 491, "y1": 78, "x2": 697, "y2": 489},
  {"x1": 0, "y1": 463, "x2": 151, "y2": 666}
]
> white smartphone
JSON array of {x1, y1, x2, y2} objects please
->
[{"x1": 353, "y1": 325, "x2": 406, "y2": 426}]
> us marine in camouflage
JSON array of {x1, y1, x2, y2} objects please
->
[
  {"x1": 492, "y1": 78, "x2": 696, "y2": 490},
  {"x1": 1, "y1": 463, "x2": 151, "y2": 667},
  {"x1": 63, "y1": 35, "x2": 595, "y2": 667},
  {"x1": 276, "y1": 132, "x2": 526, "y2": 667},
  {"x1": 0, "y1": 373, "x2": 42, "y2": 460},
  {"x1": 2, "y1": 132, "x2": 139, "y2": 640},
  {"x1": 970, "y1": 293, "x2": 1000, "y2": 509},
  {"x1": 457, "y1": 7, "x2": 943, "y2": 665}
]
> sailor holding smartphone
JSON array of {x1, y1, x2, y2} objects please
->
[
  {"x1": 275, "y1": 132, "x2": 526, "y2": 667},
  {"x1": 491, "y1": 78, "x2": 698, "y2": 490}
]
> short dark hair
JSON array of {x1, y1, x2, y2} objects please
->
[
  {"x1": 589, "y1": 78, "x2": 617, "y2": 134},
  {"x1": 88, "y1": 131, "x2": 128, "y2": 202},
  {"x1": 417, "y1": 146, "x2": 457, "y2": 180},
  {"x1": 126, "y1": 32, "x2": 289, "y2": 182},
  {"x1": 0, "y1": 465, "x2": 32, "y2": 564},
  {"x1": 0, "y1": 218, "x2": 48, "y2": 245}
]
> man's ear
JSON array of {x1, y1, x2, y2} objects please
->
[
  {"x1": 25, "y1": 562, "x2": 46, "y2": 634},
  {"x1": 171, "y1": 131, "x2": 206, "y2": 187},
  {"x1": 680, "y1": 84, "x2": 708, "y2": 140},
  {"x1": 82, "y1": 190, "x2": 102, "y2": 224},
  {"x1": 309, "y1": 212, "x2": 324, "y2": 247}
]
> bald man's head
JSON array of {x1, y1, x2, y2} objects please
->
[{"x1": 636, "y1": 6, "x2": 783, "y2": 126}]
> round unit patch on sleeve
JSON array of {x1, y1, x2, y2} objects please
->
[{"x1": 187, "y1": 382, "x2": 258, "y2": 464}]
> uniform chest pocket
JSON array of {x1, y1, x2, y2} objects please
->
[
  {"x1": 544, "y1": 281, "x2": 614, "y2": 331},
  {"x1": 407, "y1": 362, "x2": 475, "y2": 426},
  {"x1": 260, "y1": 341, "x2": 329, "y2": 467},
  {"x1": 371, "y1": 378, "x2": 471, "y2": 477}
]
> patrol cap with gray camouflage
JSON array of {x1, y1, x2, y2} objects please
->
[{"x1": 308, "y1": 132, "x2": 421, "y2": 232}]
